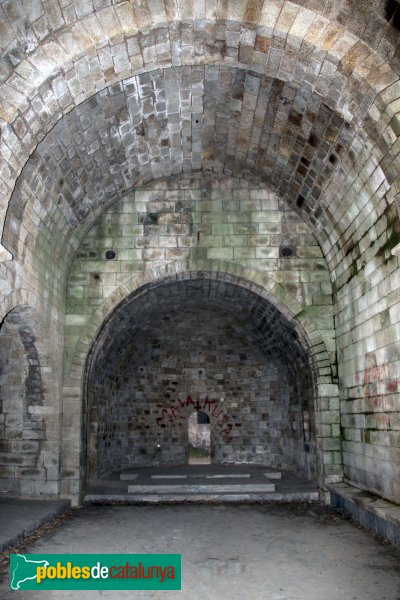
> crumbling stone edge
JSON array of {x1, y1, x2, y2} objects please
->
[
  {"x1": 328, "y1": 482, "x2": 400, "y2": 546},
  {"x1": 0, "y1": 500, "x2": 71, "y2": 553}
]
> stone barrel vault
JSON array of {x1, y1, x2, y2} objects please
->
[{"x1": 0, "y1": 1, "x2": 399, "y2": 507}]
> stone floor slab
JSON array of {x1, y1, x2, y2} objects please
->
[
  {"x1": 127, "y1": 483, "x2": 276, "y2": 493},
  {"x1": 1, "y1": 504, "x2": 399, "y2": 599},
  {"x1": 0, "y1": 498, "x2": 71, "y2": 552}
]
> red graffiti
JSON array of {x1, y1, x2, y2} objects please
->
[
  {"x1": 156, "y1": 394, "x2": 234, "y2": 442},
  {"x1": 386, "y1": 379, "x2": 398, "y2": 393},
  {"x1": 211, "y1": 404, "x2": 223, "y2": 418},
  {"x1": 170, "y1": 405, "x2": 182, "y2": 418},
  {"x1": 186, "y1": 395, "x2": 195, "y2": 407},
  {"x1": 363, "y1": 365, "x2": 386, "y2": 385},
  {"x1": 220, "y1": 424, "x2": 233, "y2": 436},
  {"x1": 203, "y1": 397, "x2": 217, "y2": 411}
]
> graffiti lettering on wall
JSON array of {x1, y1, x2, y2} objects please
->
[
  {"x1": 355, "y1": 362, "x2": 397, "y2": 399},
  {"x1": 156, "y1": 395, "x2": 233, "y2": 442}
]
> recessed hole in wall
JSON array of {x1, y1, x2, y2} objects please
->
[
  {"x1": 385, "y1": 0, "x2": 400, "y2": 28},
  {"x1": 280, "y1": 246, "x2": 294, "y2": 257},
  {"x1": 296, "y1": 195, "x2": 305, "y2": 208},
  {"x1": 308, "y1": 133, "x2": 318, "y2": 148},
  {"x1": 142, "y1": 213, "x2": 158, "y2": 225},
  {"x1": 105, "y1": 250, "x2": 116, "y2": 260}
]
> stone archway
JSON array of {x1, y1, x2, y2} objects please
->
[
  {"x1": 0, "y1": 305, "x2": 60, "y2": 497},
  {"x1": 78, "y1": 272, "x2": 340, "y2": 502},
  {"x1": 60, "y1": 241, "x2": 342, "y2": 506}
]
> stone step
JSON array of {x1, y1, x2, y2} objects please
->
[
  {"x1": 127, "y1": 483, "x2": 275, "y2": 493},
  {"x1": 328, "y1": 482, "x2": 400, "y2": 546},
  {"x1": 120, "y1": 473, "x2": 281, "y2": 481},
  {"x1": 150, "y1": 473, "x2": 252, "y2": 480},
  {"x1": 264, "y1": 471, "x2": 282, "y2": 479},
  {"x1": 151, "y1": 475, "x2": 187, "y2": 479},
  {"x1": 120, "y1": 474, "x2": 139, "y2": 481},
  {"x1": 84, "y1": 491, "x2": 319, "y2": 505}
]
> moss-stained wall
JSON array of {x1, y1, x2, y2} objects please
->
[
  {"x1": 65, "y1": 177, "x2": 335, "y2": 374},
  {"x1": 334, "y1": 204, "x2": 400, "y2": 503},
  {"x1": 62, "y1": 176, "x2": 337, "y2": 493}
]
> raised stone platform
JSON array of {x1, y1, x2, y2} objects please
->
[
  {"x1": 328, "y1": 482, "x2": 400, "y2": 546},
  {"x1": 85, "y1": 464, "x2": 319, "y2": 504},
  {"x1": 127, "y1": 483, "x2": 276, "y2": 493},
  {"x1": 0, "y1": 498, "x2": 71, "y2": 552},
  {"x1": 149, "y1": 473, "x2": 252, "y2": 479}
]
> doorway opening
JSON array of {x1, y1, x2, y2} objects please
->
[{"x1": 188, "y1": 411, "x2": 211, "y2": 464}]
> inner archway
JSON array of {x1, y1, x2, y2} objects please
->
[
  {"x1": 85, "y1": 274, "x2": 320, "y2": 487},
  {"x1": 0, "y1": 305, "x2": 59, "y2": 497}
]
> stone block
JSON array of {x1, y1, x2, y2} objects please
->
[{"x1": 207, "y1": 247, "x2": 233, "y2": 259}]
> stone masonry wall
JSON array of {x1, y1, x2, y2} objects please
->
[
  {"x1": 0, "y1": 2, "x2": 399, "y2": 507},
  {"x1": 88, "y1": 305, "x2": 315, "y2": 479},
  {"x1": 65, "y1": 177, "x2": 330, "y2": 485},
  {"x1": 65, "y1": 177, "x2": 335, "y2": 373},
  {"x1": 333, "y1": 205, "x2": 400, "y2": 503},
  {"x1": 0, "y1": 306, "x2": 59, "y2": 496}
]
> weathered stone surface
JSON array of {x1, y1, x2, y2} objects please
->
[
  {"x1": 0, "y1": 1, "x2": 399, "y2": 509},
  {"x1": 86, "y1": 276, "x2": 317, "y2": 480}
]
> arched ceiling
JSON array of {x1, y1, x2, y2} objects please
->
[
  {"x1": 4, "y1": 67, "x2": 353, "y2": 249},
  {"x1": 0, "y1": 1, "x2": 399, "y2": 279},
  {"x1": 89, "y1": 276, "x2": 311, "y2": 377},
  {"x1": 1, "y1": 0, "x2": 399, "y2": 87},
  {"x1": 2, "y1": 64, "x2": 394, "y2": 278}
]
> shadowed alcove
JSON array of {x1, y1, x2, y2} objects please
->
[{"x1": 85, "y1": 274, "x2": 317, "y2": 485}]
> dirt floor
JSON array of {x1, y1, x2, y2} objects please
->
[{"x1": 1, "y1": 503, "x2": 399, "y2": 599}]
